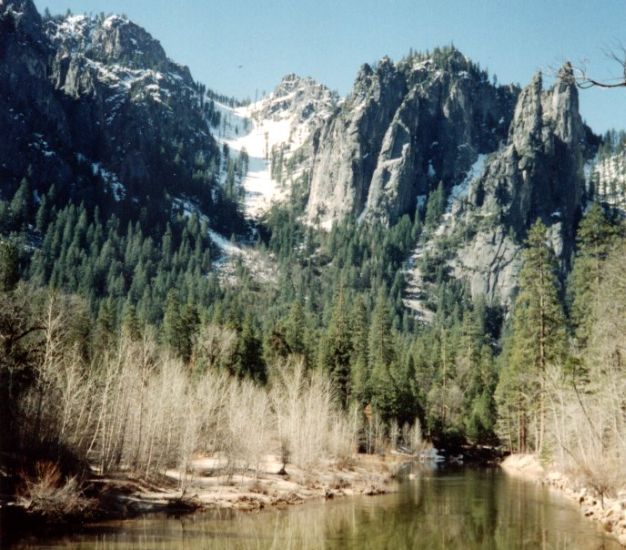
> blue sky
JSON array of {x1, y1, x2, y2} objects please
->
[{"x1": 35, "y1": 0, "x2": 625, "y2": 133}]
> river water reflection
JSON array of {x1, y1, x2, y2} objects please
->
[{"x1": 14, "y1": 467, "x2": 621, "y2": 549}]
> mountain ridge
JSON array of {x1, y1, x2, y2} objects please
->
[
  {"x1": 2, "y1": 0, "x2": 625, "y2": 319},
  {"x1": 0, "y1": 0, "x2": 241, "y2": 235}
]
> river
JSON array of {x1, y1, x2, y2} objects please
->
[{"x1": 13, "y1": 467, "x2": 620, "y2": 549}]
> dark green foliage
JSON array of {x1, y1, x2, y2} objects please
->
[
  {"x1": 10, "y1": 177, "x2": 33, "y2": 230},
  {"x1": 567, "y1": 203, "x2": 618, "y2": 347},
  {"x1": 0, "y1": 239, "x2": 19, "y2": 292},
  {"x1": 0, "y1": 180, "x2": 496, "y2": 449},
  {"x1": 496, "y1": 220, "x2": 567, "y2": 453},
  {"x1": 5, "y1": 127, "x2": 619, "y2": 455},
  {"x1": 284, "y1": 300, "x2": 306, "y2": 358},
  {"x1": 350, "y1": 297, "x2": 370, "y2": 404},
  {"x1": 424, "y1": 182, "x2": 446, "y2": 228},
  {"x1": 322, "y1": 288, "x2": 354, "y2": 406},
  {"x1": 233, "y1": 314, "x2": 266, "y2": 382},
  {"x1": 23, "y1": 196, "x2": 219, "y2": 329}
]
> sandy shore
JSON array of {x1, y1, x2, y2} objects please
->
[
  {"x1": 501, "y1": 454, "x2": 626, "y2": 547},
  {"x1": 99, "y1": 453, "x2": 400, "y2": 514}
]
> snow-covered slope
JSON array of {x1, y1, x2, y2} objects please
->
[
  {"x1": 586, "y1": 148, "x2": 626, "y2": 214},
  {"x1": 215, "y1": 101, "x2": 286, "y2": 218},
  {"x1": 212, "y1": 74, "x2": 337, "y2": 219}
]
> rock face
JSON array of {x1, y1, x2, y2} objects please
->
[
  {"x1": 473, "y1": 66, "x2": 586, "y2": 254},
  {"x1": 300, "y1": 48, "x2": 597, "y2": 311},
  {"x1": 306, "y1": 49, "x2": 518, "y2": 226},
  {"x1": 0, "y1": 0, "x2": 226, "y2": 226},
  {"x1": 404, "y1": 64, "x2": 594, "y2": 311}
]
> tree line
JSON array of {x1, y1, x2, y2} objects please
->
[{"x1": 1, "y1": 170, "x2": 624, "y2": 490}]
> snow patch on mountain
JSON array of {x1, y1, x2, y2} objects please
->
[
  {"x1": 215, "y1": 101, "x2": 288, "y2": 219},
  {"x1": 207, "y1": 227, "x2": 278, "y2": 285},
  {"x1": 171, "y1": 197, "x2": 277, "y2": 284},
  {"x1": 587, "y1": 149, "x2": 626, "y2": 214},
  {"x1": 91, "y1": 162, "x2": 126, "y2": 201},
  {"x1": 403, "y1": 153, "x2": 490, "y2": 322},
  {"x1": 448, "y1": 154, "x2": 487, "y2": 204},
  {"x1": 207, "y1": 229, "x2": 243, "y2": 257},
  {"x1": 212, "y1": 74, "x2": 337, "y2": 220}
]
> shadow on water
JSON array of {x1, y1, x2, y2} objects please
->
[{"x1": 11, "y1": 467, "x2": 621, "y2": 549}]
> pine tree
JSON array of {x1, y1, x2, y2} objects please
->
[
  {"x1": 234, "y1": 314, "x2": 266, "y2": 382},
  {"x1": 35, "y1": 194, "x2": 50, "y2": 233},
  {"x1": 95, "y1": 299, "x2": 116, "y2": 351},
  {"x1": 284, "y1": 300, "x2": 306, "y2": 357},
  {"x1": 568, "y1": 203, "x2": 617, "y2": 348},
  {"x1": 179, "y1": 302, "x2": 200, "y2": 363},
  {"x1": 350, "y1": 297, "x2": 370, "y2": 404},
  {"x1": 121, "y1": 301, "x2": 141, "y2": 341},
  {"x1": 10, "y1": 177, "x2": 32, "y2": 230},
  {"x1": 457, "y1": 309, "x2": 491, "y2": 440},
  {"x1": 324, "y1": 288, "x2": 353, "y2": 407},
  {"x1": 369, "y1": 288, "x2": 394, "y2": 370},
  {"x1": 369, "y1": 288, "x2": 399, "y2": 421},
  {"x1": 466, "y1": 344, "x2": 497, "y2": 443},
  {"x1": 496, "y1": 220, "x2": 566, "y2": 453},
  {"x1": 0, "y1": 240, "x2": 19, "y2": 291},
  {"x1": 163, "y1": 289, "x2": 183, "y2": 355},
  {"x1": 424, "y1": 181, "x2": 446, "y2": 228}
]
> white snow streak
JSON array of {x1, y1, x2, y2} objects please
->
[
  {"x1": 448, "y1": 154, "x2": 486, "y2": 204},
  {"x1": 215, "y1": 101, "x2": 289, "y2": 219}
]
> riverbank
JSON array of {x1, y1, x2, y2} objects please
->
[
  {"x1": 501, "y1": 454, "x2": 626, "y2": 547},
  {"x1": 1, "y1": 452, "x2": 400, "y2": 543},
  {"x1": 138, "y1": 453, "x2": 397, "y2": 511}
]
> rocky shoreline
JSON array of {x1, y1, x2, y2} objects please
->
[{"x1": 501, "y1": 454, "x2": 626, "y2": 547}]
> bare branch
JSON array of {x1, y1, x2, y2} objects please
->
[{"x1": 572, "y1": 45, "x2": 626, "y2": 89}]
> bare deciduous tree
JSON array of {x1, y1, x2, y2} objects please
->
[
  {"x1": 545, "y1": 242, "x2": 626, "y2": 501},
  {"x1": 14, "y1": 304, "x2": 360, "y2": 485}
]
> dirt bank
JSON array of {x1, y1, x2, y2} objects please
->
[
  {"x1": 501, "y1": 454, "x2": 626, "y2": 547},
  {"x1": 1, "y1": 452, "x2": 401, "y2": 543}
]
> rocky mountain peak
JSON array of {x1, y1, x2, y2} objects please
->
[
  {"x1": 0, "y1": 0, "x2": 43, "y2": 42},
  {"x1": 45, "y1": 12, "x2": 187, "y2": 77},
  {"x1": 272, "y1": 73, "x2": 317, "y2": 97},
  {"x1": 544, "y1": 62, "x2": 582, "y2": 145},
  {"x1": 299, "y1": 47, "x2": 598, "y2": 313},
  {"x1": 253, "y1": 73, "x2": 337, "y2": 128},
  {"x1": 510, "y1": 71, "x2": 543, "y2": 151},
  {"x1": 352, "y1": 56, "x2": 405, "y2": 102},
  {"x1": 508, "y1": 64, "x2": 584, "y2": 158},
  {"x1": 407, "y1": 61, "x2": 591, "y2": 312},
  {"x1": 306, "y1": 49, "x2": 517, "y2": 227},
  {"x1": 0, "y1": 1, "x2": 230, "y2": 234}
]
